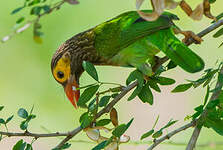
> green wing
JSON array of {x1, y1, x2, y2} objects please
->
[{"x1": 94, "y1": 10, "x2": 178, "y2": 58}]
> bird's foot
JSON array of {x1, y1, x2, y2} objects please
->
[{"x1": 174, "y1": 28, "x2": 203, "y2": 44}]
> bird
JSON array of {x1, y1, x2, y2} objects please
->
[{"x1": 51, "y1": 10, "x2": 204, "y2": 108}]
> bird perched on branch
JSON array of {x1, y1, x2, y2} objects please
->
[{"x1": 51, "y1": 10, "x2": 204, "y2": 108}]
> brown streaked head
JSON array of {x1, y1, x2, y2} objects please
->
[{"x1": 51, "y1": 43, "x2": 82, "y2": 109}]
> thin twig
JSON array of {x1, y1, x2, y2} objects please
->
[
  {"x1": 147, "y1": 121, "x2": 196, "y2": 150},
  {"x1": 54, "y1": 81, "x2": 138, "y2": 149},
  {"x1": 186, "y1": 65, "x2": 223, "y2": 150},
  {"x1": 0, "y1": 131, "x2": 69, "y2": 138}
]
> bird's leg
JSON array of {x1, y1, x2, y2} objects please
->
[{"x1": 173, "y1": 28, "x2": 203, "y2": 44}]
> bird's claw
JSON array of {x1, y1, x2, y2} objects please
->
[{"x1": 174, "y1": 28, "x2": 203, "y2": 44}]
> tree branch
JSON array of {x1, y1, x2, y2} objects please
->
[
  {"x1": 0, "y1": 131, "x2": 69, "y2": 138},
  {"x1": 186, "y1": 65, "x2": 223, "y2": 150},
  {"x1": 147, "y1": 121, "x2": 196, "y2": 150},
  {"x1": 54, "y1": 81, "x2": 138, "y2": 149}
]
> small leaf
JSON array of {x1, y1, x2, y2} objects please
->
[
  {"x1": 92, "y1": 140, "x2": 107, "y2": 150},
  {"x1": 138, "y1": 83, "x2": 153, "y2": 105},
  {"x1": 162, "y1": 120, "x2": 178, "y2": 130},
  {"x1": 128, "y1": 85, "x2": 143, "y2": 101},
  {"x1": 77, "y1": 85, "x2": 99, "y2": 107},
  {"x1": 96, "y1": 119, "x2": 111, "y2": 126},
  {"x1": 155, "y1": 76, "x2": 176, "y2": 85},
  {"x1": 0, "y1": 106, "x2": 4, "y2": 111},
  {"x1": 213, "y1": 28, "x2": 223, "y2": 38},
  {"x1": 148, "y1": 80, "x2": 161, "y2": 92},
  {"x1": 13, "y1": 139, "x2": 26, "y2": 150},
  {"x1": 82, "y1": 61, "x2": 99, "y2": 81},
  {"x1": 204, "y1": 85, "x2": 210, "y2": 106},
  {"x1": 80, "y1": 114, "x2": 93, "y2": 129},
  {"x1": 99, "y1": 96, "x2": 111, "y2": 107},
  {"x1": 112, "y1": 118, "x2": 133, "y2": 137},
  {"x1": 0, "y1": 118, "x2": 5, "y2": 124},
  {"x1": 112, "y1": 124, "x2": 127, "y2": 137},
  {"x1": 172, "y1": 83, "x2": 193, "y2": 93},
  {"x1": 25, "y1": 144, "x2": 33, "y2": 150},
  {"x1": 20, "y1": 121, "x2": 28, "y2": 130},
  {"x1": 110, "y1": 108, "x2": 118, "y2": 127},
  {"x1": 60, "y1": 143, "x2": 71, "y2": 149},
  {"x1": 11, "y1": 7, "x2": 24, "y2": 15},
  {"x1": 167, "y1": 60, "x2": 177, "y2": 70},
  {"x1": 126, "y1": 70, "x2": 144, "y2": 86},
  {"x1": 6, "y1": 115, "x2": 14, "y2": 124},
  {"x1": 140, "y1": 129, "x2": 154, "y2": 140},
  {"x1": 152, "y1": 130, "x2": 163, "y2": 138},
  {"x1": 42, "y1": 5, "x2": 51, "y2": 13},
  {"x1": 16, "y1": 17, "x2": 25, "y2": 24},
  {"x1": 18, "y1": 108, "x2": 28, "y2": 119}
]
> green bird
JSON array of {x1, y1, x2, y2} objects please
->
[{"x1": 51, "y1": 10, "x2": 204, "y2": 108}]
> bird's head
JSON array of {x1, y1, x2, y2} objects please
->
[{"x1": 51, "y1": 43, "x2": 82, "y2": 109}]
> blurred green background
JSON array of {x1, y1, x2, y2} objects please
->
[{"x1": 0, "y1": 0, "x2": 223, "y2": 149}]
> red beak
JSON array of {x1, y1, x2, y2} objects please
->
[{"x1": 64, "y1": 75, "x2": 80, "y2": 109}]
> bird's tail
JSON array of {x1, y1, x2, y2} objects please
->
[{"x1": 149, "y1": 29, "x2": 204, "y2": 73}]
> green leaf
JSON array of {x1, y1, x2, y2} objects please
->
[
  {"x1": 155, "y1": 76, "x2": 175, "y2": 85},
  {"x1": 0, "y1": 106, "x2": 4, "y2": 111},
  {"x1": 209, "y1": 0, "x2": 216, "y2": 4},
  {"x1": 13, "y1": 139, "x2": 26, "y2": 150},
  {"x1": 60, "y1": 143, "x2": 71, "y2": 149},
  {"x1": 126, "y1": 70, "x2": 144, "y2": 86},
  {"x1": 162, "y1": 120, "x2": 178, "y2": 130},
  {"x1": 0, "y1": 118, "x2": 5, "y2": 124},
  {"x1": 128, "y1": 85, "x2": 143, "y2": 101},
  {"x1": 18, "y1": 108, "x2": 28, "y2": 119},
  {"x1": 11, "y1": 7, "x2": 24, "y2": 15},
  {"x1": 138, "y1": 83, "x2": 153, "y2": 105},
  {"x1": 112, "y1": 118, "x2": 133, "y2": 137},
  {"x1": 152, "y1": 130, "x2": 163, "y2": 138},
  {"x1": 16, "y1": 17, "x2": 25, "y2": 24},
  {"x1": 30, "y1": 6, "x2": 42, "y2": 15},
  {"x1": 204, "y1": 117, "x2": 223, "y2": 136},
  {"x1": 167, "y1": 60, "x2": 177, "y2": 70},
  {"x1": 140, "y1": 129, "x2": 154, "y2": 140},
  {"x1": 204, "y1": 86, "x2": 210, "y2": 106},
  {"x1": 42, "y1": 5, "x2": 51, "y2": 13},
  {"x1": 96, "y1": 119, "x2": 111, "y2": 126},
  {"x1": 99, "y1": 96, "x2": 111, "y2": 107},
  {"x1": 148, "y1": 80, "x2": 161, "y2": 92},
  {"x1": 79, "y1": 112, "x2": 88, "y2": 123},
  {"x1": 80, "y1": 114, "x2": 93, "y2": 129},
  {"x1": 6, "y1": 115, "x2": 14, "y2": 124},
  {"x1": 77, "y1": 85, "x2": 99, "y2": 107},
  {"x1": 112, "y1": 124, "x2": 127, "y2": 137},
  {"x1": 82, "y1": 61, "x2": 99, "y2": 81},
  {"x1": 20, "y1": 121, "x2": 28, "y2": 130},
  {"x1": 92, "y1": 140, "x2": 107, "y2": 150},
  {"x1": 213, "y1": 28, "x2": 223, "y2": 38},
  {"x1": 171, "y1": 83, "x2": 193, "y2": 93},
  {"x1": 25, "y1": 144, "x2": 33, "y2": 150}
]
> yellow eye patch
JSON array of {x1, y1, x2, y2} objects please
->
[{"x1": 53, "y1": 54, "x2": 71, "y2": 83}]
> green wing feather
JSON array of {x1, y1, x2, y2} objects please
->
[{"x1": 93, "y1": 10, "x2": 204, "y2": 73}]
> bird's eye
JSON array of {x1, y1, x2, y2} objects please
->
[{"x1": 57, "y1": 71, "x2": 64, "y2": 79}]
